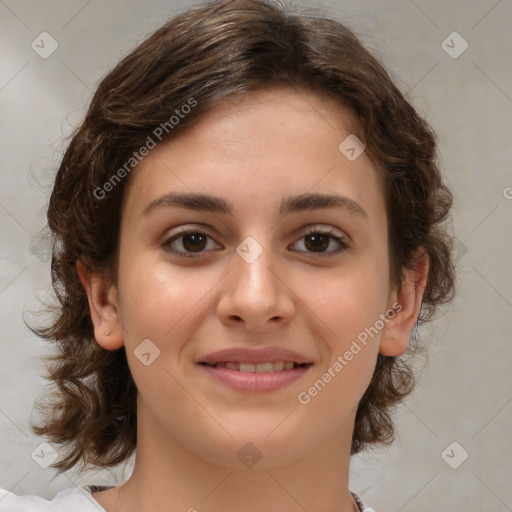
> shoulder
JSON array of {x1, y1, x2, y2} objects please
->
[
  {"x1": 350, "y1": 490, "x2": 376, "y2": 512},
  {"x1": 1, "y1": 486, "x2": 374, "y2": 512},
  {"x1": 0, "y1": 485, "x2": 108, "y2": 512}
]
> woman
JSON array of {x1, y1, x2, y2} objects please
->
[{"x1": 0, "y1": 0, "x2": 455, "y2": 510}]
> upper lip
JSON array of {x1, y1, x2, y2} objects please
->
[{"x1": 198, "y1": 347, "x2": 313, "y2": 365}]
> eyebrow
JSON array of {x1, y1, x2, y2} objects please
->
[{"x1": 141, "y1": 191, "x2": 368, "y2": 221}]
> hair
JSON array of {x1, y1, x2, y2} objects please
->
[{"x1": 30, "y1": 0, "x2": 455, "y2": 473}]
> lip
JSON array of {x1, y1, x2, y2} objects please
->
[
  {"x1": 197, "y1": 346, "x2": 314, "y2": 393},
  {"x1": 198, "y1": 363, "x2": 312, "y2": 392},
  {"x1": 198, "y1": 346, "x2": 313, "y2": 365}
]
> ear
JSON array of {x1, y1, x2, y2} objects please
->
[
  {"x1": 379, "y1": 250, "x2": 429, "y2": 357},
  {"x1": 76, "y1": 260, "x2": 124, "y2": 350}
]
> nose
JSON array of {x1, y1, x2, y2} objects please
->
[{"x1": 217, "y1": 238, "x2": 296, "y2": 331}]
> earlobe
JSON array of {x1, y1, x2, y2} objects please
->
[
  {"x1": 379, "y1": 251, "x2": 429, "y2": 357},
  {"x1": 76, "y1": 260, "x2": 124, "y2": 350}
]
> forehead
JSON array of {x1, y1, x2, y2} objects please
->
[{"x1": 121, "y1": 86, "x2": 385, "y2": 226}]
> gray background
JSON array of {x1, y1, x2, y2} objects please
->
[{"x1": 1, "y1": 0, "x2": 511, "y2": 510}]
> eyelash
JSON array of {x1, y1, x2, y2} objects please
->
[{"x1": 162, "y1": 225, "x2": 351, "y2": 259}]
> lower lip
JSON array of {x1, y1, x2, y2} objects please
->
[{"x1": 198, "y1": 364, "x2": 312, "y2": 392}]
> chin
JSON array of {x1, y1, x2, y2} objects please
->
[{"x1": 188, "y1": 419, "x2": 313, "y2": 470}]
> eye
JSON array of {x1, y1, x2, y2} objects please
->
[
  {"x1": 162, "y1": 225, "x2": 350, "y2": 259},
  {"x1": 162, "y1": 227, "x2": 221, "y2": 258},
  {"x1": 290, "y1": 225, "x2": 350, "y2": 256}
]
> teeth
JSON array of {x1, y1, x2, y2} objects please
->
[
  {"x1": 239, "y1": 363, "x2": 256, "y2": 373},
  {"x1": 273, "y1": 361, "x2": 284, "y2": 371},
  {"x1": 213, "y1": 361, "x2": 302, "y2": 373},
  {"x1": 255, "y1": 362, "x2": 274, "y2": 373}
]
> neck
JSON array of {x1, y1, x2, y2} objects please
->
[{"x1": 111, "y1": 416, "x2": 358, "y2": 512}]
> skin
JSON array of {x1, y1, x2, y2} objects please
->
[{"x1": 78, "y1": 86, "x2": 428, "y2": 512}]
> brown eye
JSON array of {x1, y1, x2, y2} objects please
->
[
  {"x1": 181, "y1": 233, "x2": 208, "y2": 252},
  {"x1": 162, "y1": 225, "x2": 350, "y2": 259},
  {"x1": 303, "y1": 233, "x2": 330, "y2": 252},
  {"x1": 290, "y1": 227, "x2": 350, "y2": 256},
  {"x1": 162, "y1": 228, "x2": 220, "y2": 258}
]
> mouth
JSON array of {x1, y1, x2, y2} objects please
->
[
  {"x1": 196, "y1": 347, "x2": 314, "y2": 392},
  {"x1": 199, "y1": 361, "x2": 311, "y2": 373}
]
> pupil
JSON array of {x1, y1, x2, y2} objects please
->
[
  {"x1": 183, "y1": 233, "x2": 206, "y2": 252},
  {"x1": 305, "y1": 234, "x2": 328, "y2": 252}
]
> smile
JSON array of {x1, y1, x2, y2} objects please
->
[
  {"x1": 197, "y1": 361, "x2": 313, "y2": 392},
  {"x1": 197, "y1": 346, "x2": 314, "y2": 392},
  {"x1": 201, "y1": 361, "x2": 309, "y2": 373}
]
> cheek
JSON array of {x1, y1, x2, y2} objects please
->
[
  {"x1": 117, "y1": 257, "x2": 220, "y2": 343},
  {"x1": 295, "y1": 269, "x2": 385, "y2": 417},
  {"x1": 300, "y1": 259, "x2": 390, "y2": 409},
  {"x1": 118, "y1": 260, "x2": 216, "y2": 406},
  {"x1": 301, "y1": 263, "x2": 390, "y2": 341}
]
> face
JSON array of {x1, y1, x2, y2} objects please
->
[{"x1": 98, "y1": 86, "x2": 405, "y2": 468}]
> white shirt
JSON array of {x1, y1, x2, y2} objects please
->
[{"x1": 0, "y1": 485, "x2": 375, "y2": 511}]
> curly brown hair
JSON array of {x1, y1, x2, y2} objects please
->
[{"x1": 30, "y1": 0, "x2": 455, "y2": 473}]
